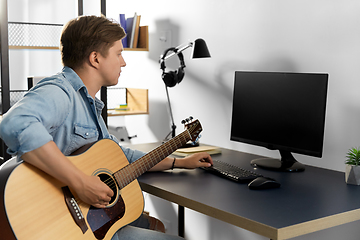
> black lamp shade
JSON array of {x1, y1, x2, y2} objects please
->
[{"x1": 192, "y1": 38, "x2": 211, "y2": 58}]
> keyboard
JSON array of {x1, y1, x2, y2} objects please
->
[{"x1": 200, "y1": 160, "x2": 263, "y2": 183}]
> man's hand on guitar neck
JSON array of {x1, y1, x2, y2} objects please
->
[{"x1": 21, "y1": 141, "x2": 113, "y2": 208}]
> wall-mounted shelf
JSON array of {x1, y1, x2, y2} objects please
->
[
  {"x1": 0, "y1": 90, "x2": 27, "y2": 114},
  {"x1": 8, "y1": 22, "x2": 63, "y2": 50},
  {"x1": 8, "y1": 22, "x2": 149, "y2": 51},
  {"x1": 9, "y1": 46, "x2": 59, "y2": 50},
  {"x1": 107, "y1": 88, "x2": 148, "y2": 116},
  {"x1": 124, "y1": 25, "x2": 149, "y2": 51}
]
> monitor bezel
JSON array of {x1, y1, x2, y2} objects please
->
[{"x1": 230, "y1": 71, "x2": 329, "y2": 171}]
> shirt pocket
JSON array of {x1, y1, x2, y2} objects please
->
[
  {"x1": 74, "y1": 124, "x2": 98, "y2": 139},
  {"x1": 68, "y1": 124, "x2": 99, "y2": 155}
]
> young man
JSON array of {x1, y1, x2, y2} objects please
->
[{"x1": 0, "y1": 15, "x2": 212, "y2": 239}]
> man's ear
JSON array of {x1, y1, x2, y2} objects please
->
[{"x1": 89, "y1": 51, "x2": 100, "y2": 69}]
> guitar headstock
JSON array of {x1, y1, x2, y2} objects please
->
[{"x1": 182, "y1": 117, "x2": 202, "y2": 142}]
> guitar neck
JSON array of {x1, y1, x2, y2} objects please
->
[{"x1": 113, "y1": 130, "x2": 191, "y2": 189}]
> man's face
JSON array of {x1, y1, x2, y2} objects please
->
[{"x1": 97, "y1": 40, "x2": 126, "y2": 86}]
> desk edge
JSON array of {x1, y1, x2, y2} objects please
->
[
  {"x1": 278, "y1": 208, "x2": 360, "y2": 239},
  {"x1": 139, "y1": 182, "x2": 279, "y2": 239}
]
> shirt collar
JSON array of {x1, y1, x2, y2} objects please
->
[
  {"x1": 62, "y1": 66, "x2": 85, "y2": 92},
  {"x1": 62, "y1": 66, "x2": 105, "y2": 112}
]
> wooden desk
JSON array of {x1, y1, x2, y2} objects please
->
[{"x1": 132, "y1": 142, "x2": 360, "y2": 240}]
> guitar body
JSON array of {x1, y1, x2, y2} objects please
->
[
  {"x1": 0, "y1": 118, "x2": 203, "y2": 240},
  {"x1": 1, "y1": 139, "x2": 144, "y2": 240}
]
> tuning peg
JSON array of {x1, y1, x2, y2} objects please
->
[
  {"x1": 189, "y1": 116, "x2": 193, "y2": 121},
  {"x1": 181, "y1": 119, "x2": 186, "y2": 124}
]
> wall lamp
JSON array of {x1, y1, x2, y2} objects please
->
[
  {"x1": 161, "y1": 38, "x2": 211, "y2": 61},
  {"x1": 159, "y1": 38, "x2": 211, "y2": 143}
]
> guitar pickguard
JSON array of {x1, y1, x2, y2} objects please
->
[
  {"x1": 87, "y1": 195, "x2": 125, "y2": 240},
  {"x1": 86, "y1": 169, "x2": 124, "y2": 239}
]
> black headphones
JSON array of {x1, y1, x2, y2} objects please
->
[{"x1": 160, "y1": 47, "x2": 186, "y2": 87}]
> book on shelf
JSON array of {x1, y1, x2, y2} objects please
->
[
  {"x1": 129, "y1": 12, "x2": 137, "y2": 48},
  {"x1": 126, "y1": 16, "x2": 134, "y2": 48},
  {"x1": 138, "y1": 26, "x2": 148, "y2": 49},
  {"x1": 118, "y1": 14, "x2": 128, "y2": 48},
  {"x1": 132, "y1": 15, "x2": 141, "y2": 48},
  {"x1": 110, "y1": 107, "x2": 130, "y2": 111},
  {"x1": 108, "y1": 104, "x2": 130, "y2": 115},
  {"x1": 173, "y1": 145, "x2": 222, "y2": 157},
  {"x1": 118, "y1": 12, "x2": 147, "y2": 49}
]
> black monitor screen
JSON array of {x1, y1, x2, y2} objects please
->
[{"x1": 230, "y1": 71, "x2": 328, "y2": 172}]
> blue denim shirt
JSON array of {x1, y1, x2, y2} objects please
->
[{"x1": 0, "y1": 67, "x2": 144, "y2": 163}]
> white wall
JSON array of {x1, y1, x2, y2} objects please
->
[
  {"x1": 7, "y1": 0, "x2": 360, "y2": 239},
  {"x1": 105, "y1": 0, "x2": 360, "y2": 173},
  {"x1": 105, "y1": 1, "x2": 360, "y2": 239}
]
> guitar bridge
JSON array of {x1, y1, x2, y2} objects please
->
[{"x1": 62, "y1": 186, "x2": 88, "y2": 234}]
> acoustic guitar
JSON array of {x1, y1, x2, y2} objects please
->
[{"x1": 0, "y1": 119, "x2": 202, "y2": 240}]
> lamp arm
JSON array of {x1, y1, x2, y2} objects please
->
[{"x1": 162, "y1": 42, "x2": 194, "y2": 61}]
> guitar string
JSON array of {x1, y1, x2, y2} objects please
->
[
  {"x1": 131, "y1": 129, "x2": 190, "y2": 173},
  {"x1": 114, "y1": 130, "x2": 189, "y2": 184},
  {"x1": 74, "y1": 139, "x2": 193, "y2": 205},
  {"x1": 102, "y1": 126, "x2": 195, "y2": 189},
  {"x1": 71, "y1": 121, "x2": 199, "y2": 205}
]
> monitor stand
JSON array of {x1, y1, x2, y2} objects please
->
[{"x1": 250, "y1": 150, "x2": 305, "y2": 172}]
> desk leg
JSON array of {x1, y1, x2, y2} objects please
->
[{"x1": 178, "y1": 205, "x2": 185, "y2": 237}]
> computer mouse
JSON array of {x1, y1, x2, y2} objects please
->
[{"x1": 248, "y1": 177, "x2": 281, "y2": 190}]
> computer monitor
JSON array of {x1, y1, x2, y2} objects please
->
[{"x1": 230, "y1": 71, "x2": 328, "y2": 172}]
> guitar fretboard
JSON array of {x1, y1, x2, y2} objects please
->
[{"x1": 113, "y1": 130, "x2": 191, "y2": 189}]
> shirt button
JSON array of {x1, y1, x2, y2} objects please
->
[{"x1": 85, "y1": 133, "x2": 89, "y2": 136}]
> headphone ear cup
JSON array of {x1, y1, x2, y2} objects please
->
[
  {"x1": 177, "y1": 67, "x2": 185, "y2": 84},
  {"x1": 162, "y1": 71, "x2": 178, "y2": 87}
]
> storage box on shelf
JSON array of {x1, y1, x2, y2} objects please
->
[{"x1": 107, "y1": 88, "x2": 148, "y2": 116}]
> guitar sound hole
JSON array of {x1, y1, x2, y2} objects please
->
[{"x1": 98, "y1": 173, "x2": 118, "y2": 205}]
